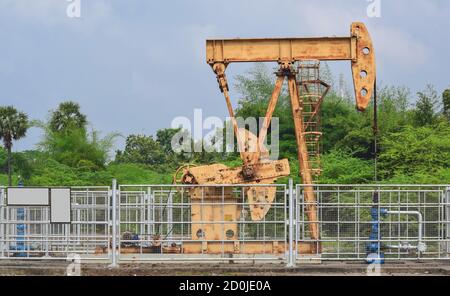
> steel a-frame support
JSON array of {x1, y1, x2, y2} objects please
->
[{"x1": 212, "y1": 62, "x2": 319, "y2": 240}]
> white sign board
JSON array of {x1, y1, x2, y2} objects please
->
[
  {"x1": 50, "y1": 188, "x2": 71, "y2": 223},
  {"x1": 7, "y1": 188, "x2": 49, "y2": 206}
]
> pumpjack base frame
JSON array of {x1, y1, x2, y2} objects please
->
[{"x1": 96, "y1": 242, "x2": 320, "y2": 255}]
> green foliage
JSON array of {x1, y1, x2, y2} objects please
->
[
  {"x1": 38, "y1": 127, "x2": 116, "y2": 170},
  {"x1": 0, "y1": 174, "x2": 19, "y2": 186},
  {"x1": 443, "y1": 89, "x2": 450, "y2": 122},
  {"x1": 414, "y1": 84, "x2": 440, "y2": 126},
  {"x1": 1, "y1": 148, "x2": 35, "y2": 181},
  {"x1": 11, "y1": 152, "x2": 33, "y2": 180},
  {"x1": 49, "y1": 101, "x2": 87, "y2": 133},
  {"x1": 383, "y1": 168, "x2": 450, "y2": 185},
  {"x1": 234, "y1": 64, "x2": 295, "y2": 161},
  {"x1": 106, "y1": 163, "x2": 172, "y2": 184},
  {"x1": 156, "y1": 128, "x2": 181, "y2": 154},
  {"x1": 231, "y1": 64, "x2": 449, "y2": 185},
  {"x1": 35, "y1": 104, "x2": 118, "y2": 171},
  {"x1": 235, "y1": 63, "x2": 284, "y2": 106},
  {"x1": 1, "y1": 65, "x2": 449, "y2": 187},
  {"x1": 325, "y1": 85, "x2": 414, "y2": 159},
  {"x1": 29, "y1": 157, "x2": 87, "y2": 186},
  {"x1": 376, "y1": 85, "x2": 412, "y2": 131},
  {"x1": 0, "y1": 106, "x2": 29, "y2": 149},
  {"x1": 116, "y1": 134, "x2": 167, "y2": 166},
  {"x1": 0, "y1": 147, "x2": 6, "y2": 173},
  {"x1": 322, "y1": 93, "x2": 370, "y2": 157},
  {"x1": 0, "y1": 106, "x2": 29, "y2": 185},
  {"x1": 114, "y1": 128, "x2": 215, "y2": 169},
  {"x1": 0, "y1": 151, "x2": 171, "y2": 186},
  {"x1": 320, "y1": 150, "x2": 374, "y2": 184},
  {"x1": 378, "y1": 123, "x2": 450, "y2": 179}
]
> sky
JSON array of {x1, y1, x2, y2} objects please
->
[{"x1": 0, "y1": 0, "x2": 449, "y2": 152}]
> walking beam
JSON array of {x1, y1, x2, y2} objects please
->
[{"x1": 207, "y1": 22, "x2": 375, "y2": 111}]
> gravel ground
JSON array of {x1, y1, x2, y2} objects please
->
[{"x1": 0, "y1": 261, "x2": 449, "y2": 276}]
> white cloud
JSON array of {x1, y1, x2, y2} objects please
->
[
  {"x1": 0, "y1": 0, "x2": 66, "y2": 25},
  {"x1": 0, "y1": 0, "x2": 114, "y2": 33},
  {"x1": 290, "y1": 1, "x2": 362, "y2": 36},
  {"x1": 179, "y1": 24, "x2": 217, "y2": 62},
  {"x1": 371, "y1": 25, "x2": 429, "y2": 69},
  {"x1": 283, "y1": 1, "x2": 431, "y2": 69}
]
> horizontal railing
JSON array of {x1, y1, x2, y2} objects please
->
[{"x1": 0, "y1": 183, "x2": 449, "y2": 266}]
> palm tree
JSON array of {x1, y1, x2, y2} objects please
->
[
  {"x1": 49, "y1": 101, "x2": 87, "y2": 133},
  {"x1": 0, "y1": 106, "x2": 29, "y2": 186}
]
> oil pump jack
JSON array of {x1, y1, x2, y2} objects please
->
[{"x1": 175, "y1": 22, "x2": 376, "y2": 254}]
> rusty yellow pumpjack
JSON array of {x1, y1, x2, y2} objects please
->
[
  {"x1": 174, "y1": 22, "x2": 376, "y2": 256},
  {"x1": 98, "y1": 22, "x2": 376, "y2": 256}
]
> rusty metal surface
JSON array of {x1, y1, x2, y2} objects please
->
[
  {"x1": 350, "y1": 23, "x2": 376, "y2": 111},
  {"x1": 207, "y1": 22, "x2": 375, "y2": 111},
  {"x1": 206, "y1": 37, "x2": 354, "y2": 63},
  {"x1": 287, "y1": 73, "x2": 319, "y2": 240},
  {"x1": 202, "y1": 22, "x2": 376, "y2": 239},
  {"x1": 298, "y1": 61, "x2": 330, "y2": 179},
  {"x1": 180, "y1": 160, "x2": 290, "y2": 185},
  {"x1": 178, "y1": 160, "x2": 290, "y2": 221},
  {"x1": 173, "y1": 22, "x2": 376, "y2": 255}
]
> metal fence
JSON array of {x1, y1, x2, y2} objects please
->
[
  {"x1": 1, "y1": 183, "x2": 449, "y2": 266},
  {"x1": 116, "y1": 184, "x2": 288, "y2": 263},
  {"x1": 0, "y1": 186, "x2": 110, "y2": 261},
  {"x1": 296, "y1": 185, "x2": 450, "y2": 261}
]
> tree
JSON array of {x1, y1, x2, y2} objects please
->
[
  {"x1": 0, "y1": 147, "x2": 6, "y2": 177},
  {"x1": 234, "y1": 64, "x2": 295, "y2": 160},
  {"x1": 36, "y1": 102, "x2": 117, "y2": 171},
  {"x1": 414, "y1": 85, "x2": 439, "y2": 126},
  {"x1": 156, "y1": 128, "x2": 181, "y2": 154},
  {"x1": 49, "y1": 101, "x2": 87, "y2": 133},
  {"x1": 378, "y1": 124, "x2": 450, "y2": 178},
  {"x1": 320, "y1": 150, "x2": 373, "y2": 184},
  {"x1": 376, "y1": 85, "x2": 413, "y2": 131},
  {"x1": 234, "y1": 63, "x2": 283, "y2": 106},
  {"x1": 115, "y1": 134, "x2": 166, "y2": 166},
  {"x1": 38, "y1": 127, "x2": 116, "y2": 170},
  {"x1": 0, "y1": 106, "x2": 29, "y2": 186},
  {"x1": 443, "y1": 89, "x2": 450, "y2": 122}
]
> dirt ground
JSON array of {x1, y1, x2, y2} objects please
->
[{"x1": 0, "y1": 260, "x2": 450, "y2": 276}]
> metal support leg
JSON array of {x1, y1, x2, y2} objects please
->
[
  {"x1": 287, "y1": 72, "x2": 319, "y2": 241},
  {"x1": 109, "y1": 179, "x2": 118, "y2": 268}
]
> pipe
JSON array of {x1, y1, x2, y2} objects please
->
[
  {"x1": 386, "y1": 210, "x2": 425, "y2": 253},
  {"x1": 386, "y1": 244, "x2": 419, "y2": 251},
  {"x1": 366, "y1": 191, "x2": 386, "y2": 264},
  {"x1": 15, "y1": 179, "x2": 27, "y2": 257}
]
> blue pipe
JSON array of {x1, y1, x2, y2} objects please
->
[
  {"x1": 366, "y1": 192, "x2": 387, "y2": 264},
  {"x1": 10, "y1": 179, "x2": 27, "y2": 257}
]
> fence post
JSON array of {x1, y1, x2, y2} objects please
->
[
  {"x1": 287, "y1": 178, "x2": 295, "y2": 267},
  {"x1": 0, "y1": 188, "x2": 4, "y2": 258},
  {"x1": 446, "y1": 187, "x2": 450, "y2": 256},
  {"x1": 109, "y1": 179, "x2": 118, "y2": 268}
]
